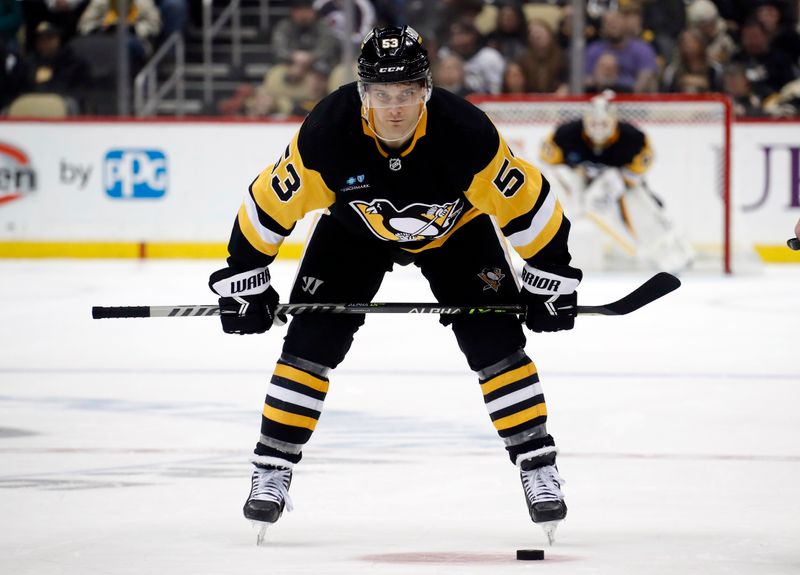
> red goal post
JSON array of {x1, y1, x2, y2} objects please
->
[{"x1": 469, "y1": 93, "x2": 735, "y2": 274}]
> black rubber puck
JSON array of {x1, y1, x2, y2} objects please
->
[
  {"x1": 788, "y1": 237, "x2": 800, "y2": 251},
  {"x1": 516, "y1": 549, "x2": 545, "y2": 560}
]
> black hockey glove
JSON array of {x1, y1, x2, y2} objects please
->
[
  {"x1": 209, "y1": 266, "x2": 286, "y2": 334},
  {"x1": 520, "y1": 264, "x2": 582, "y2": 333}
]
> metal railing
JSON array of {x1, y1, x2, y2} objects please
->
[
  {"x1": 203, "y1": 0, "x2": 242, "y2": 108},
  {"x1": 133, "y1": 32, "x2": 187, "y2": 117}
]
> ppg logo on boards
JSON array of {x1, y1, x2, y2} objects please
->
[{"x1": 103, "y1": 149, "x2": 168, "y2": 199}]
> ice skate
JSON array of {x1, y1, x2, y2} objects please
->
[
  {"x1": 519, "y1": 461, "x2": 566, "y2": 545},
  {"x1": 243, "y1": 465, "x2": 293, "y2": 545}
]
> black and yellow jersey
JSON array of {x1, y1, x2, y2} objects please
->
[
  {"x1": 226, "y1": 83, "x2": 572, "y2": 270},
  {"x1": 540, "y1": 119, "x2": 653, "y2": 180}
]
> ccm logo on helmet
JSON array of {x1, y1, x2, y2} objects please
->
[{"x1": 378, "y1": 66, "x2": 405, "y2": 72}]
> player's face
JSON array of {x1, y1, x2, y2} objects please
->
[
  {"x1": 365, "y1": 82, "x2": 426, "y2": 144},
  {"x1": 584, "y1": 113, "x2": 617, "y2": 146}
]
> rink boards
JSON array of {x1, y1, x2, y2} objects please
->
[{"x1": 0, "y1": 118, "x2": 797, "y2": 262}]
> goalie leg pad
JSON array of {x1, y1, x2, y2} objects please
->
[{"x1": 620, "y1": 186, "x2": 694, "y2": 273}]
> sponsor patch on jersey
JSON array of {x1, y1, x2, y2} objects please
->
[
  {"x1": 341, "y1": 174, "x2": 370, "y2": 192},
  {"x1": 350, "y1": 198, "x2": 463, "y2": 243},
  {"x1": 478, "y1": 267, "x2": 505, "y2": 292}
]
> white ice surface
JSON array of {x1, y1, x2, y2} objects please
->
[{"x1": 1, "y1": 260, "x2": 798, "y2": 574}]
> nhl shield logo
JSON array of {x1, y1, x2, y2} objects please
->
[{"x1": 388, "y1": 158, "x2": 402, "y2": 171}]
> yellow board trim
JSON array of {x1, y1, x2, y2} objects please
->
[
  {"x1": 273, "y1": 363, "x2": 329, "y2": 393},
  {"x1": 262, "y1": 403, "x2": 319, "y2": 431},
  {"x1": 754, "y1": 244, "x2": 800, "y2": 263},
  {"x1": 481, "y1": 362, "x2": 537, "y2": 396},
  {"x1": 0, "y1": 241, "x2": 306, "y2": 260},
  {"x1": 1, "y1": 241, "x2": 798, "y2": 263},
  {"x1": 493, "y1": 403, "x2": 548, "y2": 431}
]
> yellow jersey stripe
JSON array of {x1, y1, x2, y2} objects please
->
[
  {"x1": 262, "y1": 403, "x2": 319, "y2": 431},
  {"x1": 539, "y1": 134, "x2": 564, "y2": 165},
  {"x1": 513, "y1": 201, "x2": 564, "y2": 260},
  {"x1": 493, "y1": 403, "x2": 548, "y2": 431},
  {"x1": 625, "y1": 138, "x2": 653, "y2": 175},
  {"x1": 249, "y1": 131, "x2": 335, "y2": 231},
  {"x1": 273, "y1": 363, "x2": 330, "y2": 393},
  {"x1": 506, "y1": 187, "x2": 557, "y2": 249},
  {"x1": 465, "y1": 139, "x2": 544, "y2": 228},
  {"x1": 237, "y1": 203, "x2": 283, "y2": 257},
  {"x1": 481, "y1": 362, "x2": 538, "y2": 396}
]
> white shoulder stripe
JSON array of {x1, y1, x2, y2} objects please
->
[{"x1": 506, "y1": 187, "x2": 556, "y2": 248}]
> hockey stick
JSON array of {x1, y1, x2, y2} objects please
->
[
  {"x1": 788, "y1": 238, "x2": 800, "y2": 251},
  {"x1": 92, "y1": 272, "x2": 680, "y2": 319}
]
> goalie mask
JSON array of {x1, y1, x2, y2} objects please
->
[
  {"x1": 357, "y1": 26, "x2": 433, "y2": 143},
  {"x1": 583, "y1": 91, "x2": 619, "y2": 147}
]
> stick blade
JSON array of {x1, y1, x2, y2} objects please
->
[{"x1": 578, "y1": 272, "x2": 681, "y2": 316}]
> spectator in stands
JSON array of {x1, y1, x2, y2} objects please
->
[
  {"x1": 639, "y1": 0, "x2": 686, "y2": 59},
  {"x1": 619, "y1": 1, "x2": 659, "y2": 56},
  {"x1": 517, "y1": 18, "x2": 567, "y2": 93},
  {"x1": 77, "y1": 0, "x2": 162, "y2": 71},
  {"x1": 500, "y1": 60, "x2": 527, "y2": 94},
  {"x1": 0, "y1": 0, "x2": 23, "y2": 53},
  {"x1": 754, "y1": 0, "x2": 800, "y2": 66},
  {"x1": 485, "y1": 0, "x2": 528, "y2": 62},
  {"x1": 763, "y1": 78, "x2": 800, "y2": 116},
  {"x1": 686, "y1": 0, "x2": 737, "y2": 65},
  {"x1": 722, "y1": 63, "x2": 764, "y2": 116},
  {"x1": 0, "y1": 43, "x2": 27, "y2": 111},
  {"x1": 250, "y1": 50, "x2": 330, "y2": 117},
  {"x1": 585, "y1": 9, "x2": 658, "y2": 92},
  {"x1": 432, "y1": 53, "x2": 473, "y2": 97},
  {"x1": 439, "y1": 19, "x2": 505, "y2": 94},
  {"x1": 313, "y1": 0, "x2": 375, "y2": 51},
  {"x1": 24, "y1": 22, "x2": 90, "y2": 108},
  {"x1": 585, "y1": 51, "x2": 631, "y2": 93},
  {"x1": 217, "y1": 83, "x2": 256, "y2": 116},
  {"x1": 731, "y1": 18, "x2": 796, "y2": 99},
  {"x1": 271, "y1": 0, "x2": 340, "y2": 71},
  {"x1": 155, "y1": 0, "x2": 188, "y2": 42},
  {"x1": 21, "y1": 0, "x2": 89, "y2": 55},
  {"x1": 661, "y1": 28, "x2": 723, "y2": 93}
]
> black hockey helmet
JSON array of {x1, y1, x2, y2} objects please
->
[{"x1": 357, "y1": 26, "x2": 431, "y2": 85}]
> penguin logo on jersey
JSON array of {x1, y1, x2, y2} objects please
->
[
  {"x1": 350, "y1": 199, "x2": 463, "y2": 243},
  {"x1": 478, "y1": 267, "x2": 505, "y2": 292}
]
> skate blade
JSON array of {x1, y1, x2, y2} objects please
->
[
  {"x1": 540, "y1": 520, "x2": 561, "y2": 546},
  {"x1": 251, "y1": 521, "x2": 270, "y2": 546}
]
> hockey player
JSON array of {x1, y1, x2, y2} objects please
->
[
  {"x1": 209, "y1": 26, "x2": 582, "y2": 545},
  {"x1": 540, "y1": 92, "x2": 693, "y2": 273}
]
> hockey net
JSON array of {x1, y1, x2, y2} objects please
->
[{"x1": 472, "y1": 94, "x2": 754, "y2": 274}]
